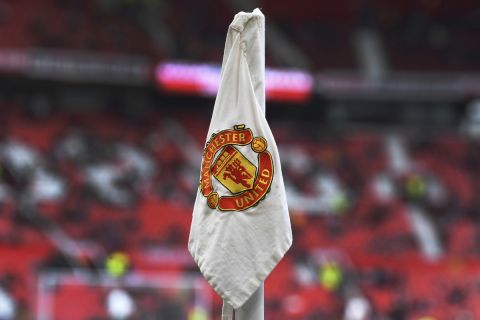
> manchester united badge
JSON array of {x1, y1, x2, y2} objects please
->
[{"x1": 200, "y1": 124, "x2": 274, "y2": 211}]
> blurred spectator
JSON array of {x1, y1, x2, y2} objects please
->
[
  {"x1": 0, "y1": 140, "x2": 40, "y2": 189},
  {"x1": 343, "y1": 292, "x2": 371, "y2": 320},
  {"x1": 0, "y1": 286, "x2": 15, "y2": 320},
  {"x1": 85, "y1": 164, "x2": 136, "y2": 207},
  {"x1": 461, "y1": 99, "x2": 480, "y2": 138},
  {"x1": 106, "y1": 288, "x2": 135, "y2": 320},
  {"x1": 319, "y1": 261, "x2": 343, "y2": 292}
]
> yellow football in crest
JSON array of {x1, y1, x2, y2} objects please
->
[
  {"x1": 207, "y1": 192, "x2": 219, "y2": 209},
  {"x1": 251, "y1": 137, "x2": 267, "y2": 153}
]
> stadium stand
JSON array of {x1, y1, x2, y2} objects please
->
[
  {"x1": 0, "y1": 0, "x2": 478, "y2": 319},
  {"x1": 0, "y1": 103, "x2": 478, "y2": 319}
]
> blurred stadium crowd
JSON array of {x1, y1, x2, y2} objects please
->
[
  {"x1": 1, "y1": 101, "x2": 480, "y2": 319},
  {"x1": 0, "y1": 0, "x2": 478, "y2": 319}
]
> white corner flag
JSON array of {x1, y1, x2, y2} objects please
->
[{"x1": 188, "y1": 8, "x2": 292, "y2": 319}]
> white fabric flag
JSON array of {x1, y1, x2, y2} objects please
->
[{"x1": 188, "y1": 8, "x2": 292, "y2": 310}]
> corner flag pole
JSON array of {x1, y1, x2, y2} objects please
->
[
  {"x1": 233, "y1": 9, "x2": 266, "y2": 318},
  {"x1": 189, "y1": 9, "x2": 292, "y2": 320},
  {"x1": 225, "y1": 8, "x2": 267, "y2": 320},
  {"x1": 235, "y1": 283, "x2": 264, "y2": 320}
]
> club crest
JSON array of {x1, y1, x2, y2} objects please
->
[{"x1": 200, "y1": 124, "x2": 274, "y2": 211}]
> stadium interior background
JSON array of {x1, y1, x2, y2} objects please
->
[{"x1": 0, "y1": 0, "x2": 479, "y2": 319}]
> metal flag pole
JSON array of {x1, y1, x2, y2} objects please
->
[
  {"x1": 235, "y1": 283, "x2": 264, "y2": 320},
  {"x1": 190, "y1": 9, "x2": 291, "y2": 320},
  {"x1": 234, "y1": 8, "x2": 265, "y2": 320}
]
